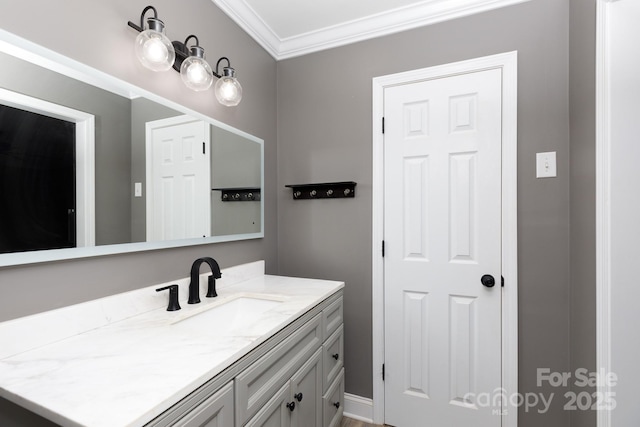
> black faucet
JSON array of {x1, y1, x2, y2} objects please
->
[{"x1": 188, "y1": 257, "x2": 222, "y2": 304}]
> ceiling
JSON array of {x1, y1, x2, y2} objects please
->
[{"x1": 213, "y1": 0, "x2": 531, "y2": 60}]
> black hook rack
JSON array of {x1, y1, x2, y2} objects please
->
[
  {"x1": 285, "y1": 182, "x2": 356, "y2": 200},
  {"x1": 212, "y1": 187, "x2": 261, "y2": 202}
]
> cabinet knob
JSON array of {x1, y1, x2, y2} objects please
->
[
  {"x1": 286, "y1": 402, "x2": 295, "y2": 412},
  {"x1": 332, "y1": 353, "x2": 339, "y2": 360},
  {"x1": 294, "y1": 392, "x2": 303, "y2": 402},
  {"x1": 333, "y1": 401, "x2": 340, "y2": 409}
]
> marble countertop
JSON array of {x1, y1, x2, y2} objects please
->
[{"x1": 0, "y1": 261, "x2": 343, "y2": 427}]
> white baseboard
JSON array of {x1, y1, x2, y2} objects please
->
[{"x1": 343, "y1": 393, "x2": 374, "y2": 423}]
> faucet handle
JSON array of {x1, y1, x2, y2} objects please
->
[
  {"x1": 206, "y1": 275, "x2": 218, "y2": 298},
  {"x1": 156, "y1": 284, "x2": 181, "y2": 311}
]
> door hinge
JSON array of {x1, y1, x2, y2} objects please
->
[
  {"x1": 382, "y1": 117, "x2": 385, "y2": 134},
  {"x1": 202, "y1": 142, "x2": 206, "y2": 155},
  {"x1": 382, "y1": 240, "x2": 385, "y2": 257},
  {"x1": 382, "y1": 363, "x2": 385, "y2": 381},
  {"x1": 501, "y1": 275, "x2": 504, "y2": 287}
]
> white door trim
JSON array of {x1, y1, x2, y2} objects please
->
[
  {"x1": 372, "y1": 51, "x2": 518, "y2": 426},
  {"x1": 595, "y1": 1, "x2": 613, "y2": 426}
]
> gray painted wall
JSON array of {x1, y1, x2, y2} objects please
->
[
  {"x1": 569, "y1": 1, "x2": 597, "y2": 427},
  {"x1": 211, "y1": 126, "x2": 262, "y2": 236},
  {"x1": 0, "y1": 0, "x2": 277, "y2": 322},
  {"x1": 0, "y1": 51, "x2": 133, "y2": 246},
  {"x1": 276, "y1": 0, "x2": 573, "y2": 425}
]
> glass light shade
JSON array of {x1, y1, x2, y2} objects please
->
[
  {"x1": 180, "y1": 49, "x2": 213, "y2": 91},
  {"x1": 214, "y1": 68, "x2": 242, "y2": 106},
  {"x1": 134, "y1": 18, "x2": 175, "y2": 72}
]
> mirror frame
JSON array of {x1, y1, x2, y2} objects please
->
[{"x1": 0, "y1": 29, "x2": 264, "y2": 267}]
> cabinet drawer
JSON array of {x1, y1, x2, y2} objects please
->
[
  {"x1": 236, "y1": 314, "x2": 322, "y2": 425},
  {"x1": 321, "y1": 297, "x2": 343, "y2": 342},
  {"x1": 322, "y1": 369, "x2": 344, "y2": 427},
  {"x1": 322, "y1": 325, "x2": 344, "y2": 393},
  {"x1": 173, "y1": 381, "x2": 234, "y2": 427}
]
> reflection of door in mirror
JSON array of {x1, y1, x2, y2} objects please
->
[
  {"x1": 0, "y1": 88, "x2": 95, "y2": 253},
  {"x1": 0, "y1": 104, "x2": 74, "y2": 253},
  {"x1": 146, "y1": 116, "x2": 211, "y2": 242}
]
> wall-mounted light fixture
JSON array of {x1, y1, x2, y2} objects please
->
[{"x1": 127, "y1": 5, "x2": 242, "y2": 106}]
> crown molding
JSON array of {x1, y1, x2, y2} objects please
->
[
  {"x1": 214, "y1": 0, "x2": 281, "y2": 58},
  {"x1": 214, "y1": 0, "x2": 531, "y2": 60}
]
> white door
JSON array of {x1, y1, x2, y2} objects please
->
[
  {"x1": 146, "y1": 117, "x2": 210, "y2": 241},
  {"x1": 384, "y1": 69, "x2": 503, "y2": 426}
]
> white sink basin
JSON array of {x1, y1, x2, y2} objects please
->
[{"x1": 170, "y1": 295, "x2": 284, "y2": 334}]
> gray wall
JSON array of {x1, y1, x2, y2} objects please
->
[
  {"x1": 0, "y1": 51, "x2": 133, "y2": 246},
  {"x1": 276, "y1": 0, "x2": 572, "y2": 425},
  {"x1": 211, "y1": 126, "x2": 262, "y2": 236},
  {"x1": 569, "y1": 1, "x2": 597, "y2": 427},
  {"x1": 0, "y1": 0, "x2": 277, "y2": 321}
]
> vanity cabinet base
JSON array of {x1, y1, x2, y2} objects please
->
[{"x1": 147, "y1": 291, "x2": 344, "y2": 427}]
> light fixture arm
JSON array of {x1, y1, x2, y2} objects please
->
[
  {"x1": 214, "y1": 57, "x2": 232, "y2": 79},
  {"x1": 127, "y1": 5, "x2": 158, "y2": 33},
  {"x1": 183, "y1": 35, "x2": 200, "y2": 49},
  {"x1": 172, "y1": 34, "x2": 205, "y2": 72}
]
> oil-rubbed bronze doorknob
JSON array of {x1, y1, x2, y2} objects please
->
[
  {"x1": 481, "y1": 275, "x2": 496, "y2": 288},
  {"x1": 286, "y1": 402, "x2": 295, "y2": 411},
  {"x1": 294, "y1": 392, "x2": 303, "y2": 402}
]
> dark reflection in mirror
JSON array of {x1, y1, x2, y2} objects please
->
[{"x1": 0, "y1": 104, "x2": 75, "y2": 253}]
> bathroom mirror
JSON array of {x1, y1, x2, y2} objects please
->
[{"x1": 0, "y1": 30, "x2": 263, "y2": 267}]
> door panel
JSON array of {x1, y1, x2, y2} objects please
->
[
  {"x1": 384, "y1": 69, "x2": 502, "y2": 427},
  {"x1": 147, "y1": 118, "x2": 210, "y2": 241}
]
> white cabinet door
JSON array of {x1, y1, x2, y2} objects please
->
[
  {"x1": 245, "y1": 382, "x2": 291, "y2": 427},
  {"x1": 290, "y1": 348, "x2": 323, "y2": 427}
]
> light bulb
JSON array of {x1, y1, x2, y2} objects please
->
[
  {"x1": 134, "y1": 18, "x2": 175, "y2": 72},
  {"x1": 214, "y1": 68, "x2": 242, "y2": 106},
  {"x1": 180, "y1": 46, "x2": 213, "y2": 91},
  {"x1": 143, "y1": 37, "x2": 168, "y2": 62}
]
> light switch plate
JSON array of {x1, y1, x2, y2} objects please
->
[
  {"x1": 134, "y1": 182, "x2": 142, "y2": 197},
  {"x1": 536, "y1": 152, "x2": 557, "y2": 178}
]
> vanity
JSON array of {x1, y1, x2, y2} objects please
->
[{"x1": 0, "y1": 261, "x2": 345, "y2": 427}]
